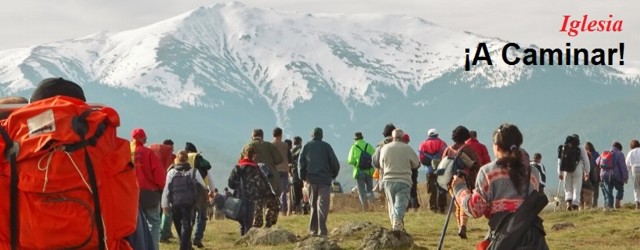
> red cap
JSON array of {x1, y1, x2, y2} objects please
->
[{"x1": 131, "y1": 128, "x2": 147, "y2": 140}]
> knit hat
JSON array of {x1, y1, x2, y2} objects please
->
[
  {"x1": 131, "y1": 128, "x2": 147, "y2": 140},
  {"x1": 427, "y1": 128, "x2": 438, "y2": 137},
  {"x1": 354, "y1": 132, "x2": 363, "y2": 140},
  {"x1": 312, "y1": 127, "x2": 323, "y2": 139},
  {"x1": 185, "y1": 142, "x2": 197, "y2": 153},
  {"x1": 30, "y1": 77, "x2": 86, "y2": 102}
]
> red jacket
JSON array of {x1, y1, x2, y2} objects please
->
[
  {"x1": 465, "y1": 138, "x2": 491, "y2": 166},
  {"x1": 418, "y1": 137, "x2": 447, "y2": 163},
  {"x1": 150, "y1": 144, "x2": 176, "y2": 171},
  {"x1": 133, "y1": 140, "x2": 166, "y2": 191}
]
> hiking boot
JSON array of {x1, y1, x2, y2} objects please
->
[
  {"x1": 438, "y1": 206, "x2": 446, "y2": 214},
  {"x1": 636, "y1": 202, "x2": 640, "y2": 210},
  {"x1": 566, "y1": 200, "x2": 573, "y2": 211},
  {"x1": 572, "y1": 205, "x2": 579, "y2": 211},
  {"x1": 458, "y1": 225, "x2": 467, "y2": 239},
  {"x1": 615, "y1": 199, "x2": 621, "y2": 209},
  {"x1": 193, "y1": 240, "x2": 204, "y2": 249}
]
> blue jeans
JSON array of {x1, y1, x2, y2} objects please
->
[
  {"x1": 356, "y1": 172, "x2": 374, "y2": 209},
  {"x1": 280, "y1": 172, "x2": 290, "y2": 213},
  {"x1": 171, "y1": 206, "x2": 194, "y2": 250},
  {"x1": 383, "y1": 181, "x2": 411, "y2": 229},
  {"x1": 239, "y1": 201, "x2": 256, "y2": 235},
  {"x1": 143, "y1": 206, "x2": 161, "y2": 250},
  {"x1": 193, "y1": 205, "x2": 207, "y2": 242},
  {"x1": 602, "y1": 179, "x2": 624, "y2": 208},
  {"x1": 160, "y1": 210, "x2": 173, "y2": 239}
]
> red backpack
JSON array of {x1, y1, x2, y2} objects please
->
[
  {"x1": 0, "y1": 96, "x2": 138, "y2": 250},
  {"x1": 599, "y1": 151, "x2": 615, "y2": 170}
]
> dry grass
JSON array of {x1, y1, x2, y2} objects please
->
[{"x1": 159, "y1": 206, "x2": 640, "y2": 250}]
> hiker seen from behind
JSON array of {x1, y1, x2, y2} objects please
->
[
  {"x1": 347, "y1": 132, "x2": 376, "y2": 211},
  {"x1": 453, "y1": 123, "x2": 548, "y2": 250},
  {"x1": 557, "y1": 134, "x2": 590, "y2": 211},
  {"x1": 161, "y1": 151, "x2": 207, "y2": 250}
]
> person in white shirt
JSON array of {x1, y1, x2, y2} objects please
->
[{"x1": 626, "y1": 140, "x2": 640, "y2": 209}]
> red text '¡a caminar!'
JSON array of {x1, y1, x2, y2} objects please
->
[{"x1": 560, "y1": 14, "x2": 623, "y2": 37}]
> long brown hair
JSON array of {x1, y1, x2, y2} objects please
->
[{"x1": 493, "y1": 123, "x2": 527, "y2": 194}]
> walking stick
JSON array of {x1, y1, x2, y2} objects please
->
[{"x1": 437, "y1": 170, "x2": 466, "y2": 250}]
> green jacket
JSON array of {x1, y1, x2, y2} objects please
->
[
  {"x1": 241, "y1": 138, "x2": 284, "y2": 195},
  {"x1": 347, "y1": 139, "x2": 376, "y2": 179}
]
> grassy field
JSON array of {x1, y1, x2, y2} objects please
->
[{"x1": 159, "y1": 207, "x2": 640, "y2": 250}]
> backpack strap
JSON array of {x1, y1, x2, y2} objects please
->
[
  {"x1": 0, "y1": 126, "x2": 19, "y2": 250},
  {"x1": 68, "y1": 109, "x2": 107, "y2": 250}
]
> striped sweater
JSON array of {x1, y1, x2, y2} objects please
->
[{"x1": 453, "y1": 161, "x2": 541, "y2": 218}]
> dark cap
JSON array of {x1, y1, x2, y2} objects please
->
[
  {"x1": 354, "y1": 132, "x2": 363, "y2": 140},
  {"x1": 30, "y1": 77, "x2": 86, "y2": 102}
]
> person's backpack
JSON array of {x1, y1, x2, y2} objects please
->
[
  {"x1": 599, "y1": 151, "x2": 615, "y2": 170},
  {"x1": 435, "y1": 146, "x2": 470, "y2": 191},
  {"x1": 0, "y1": 96, "x2": 138, "y2": 250},
  {"x1": 355, "y1": 144, "x2": 373, "y2": 170},
  {"x1": 558, "y1": 136, "x2": 581, "y2": 172},
  {"x1": 169, "y1": 166, "x2": 198, "y2": 208},
  {"x1": 484, "y1": 171, "x2": 549, "y2": 250}
]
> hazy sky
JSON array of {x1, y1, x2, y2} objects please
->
[{"x1": 1, "y1": 0, "x2": 638, "y2": 64}]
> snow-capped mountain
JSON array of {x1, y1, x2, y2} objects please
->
[{"x1": 1, "y1": 2, "x2": 639, "y2": 192}]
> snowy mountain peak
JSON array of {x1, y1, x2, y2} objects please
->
[{"x1": 0, "y1": 2, "x2": 637, "y2": 124}]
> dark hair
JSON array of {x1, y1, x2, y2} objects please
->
[
  {"x1": 534, "y1": 153, "x2": 541, "y2": 160},
  {"x1": 493, "y1": 123, "x2": 527, "y2": 194},
  {"x1": 284, "y1": 139, "x2": 292, "y2": 149},
  {"x1": 382, "y1": 123, "x2": 396, "y2": 137},
  {"x1": 613, "y1": 142, "x2": 622, "y2": 151},
  {"x1": 630, "y1": 140, "x2": 640, "y2": 149},
  {"x1": 163, "y1": 139, "x2": 174, "y2": 146},
  {"x1": 214, "y1": 188, "x2": 219, "y2": 192},
  {"x1": 252, "y1": 129, "x2": 264, "y2": 139},
  {"x1": 585, "y1": 141, "x2": 596, "y2": 153},
  {"x1": 273, "y1": 127, "x2": 283, "y2": 137},
  {"x1": 293, "y1": 136, "x2": 302, "y2": 145},
  {"x1": 451, "y1": 126, "x2": 471, "y2": 144},
  {"x1": 469, "y1": 130, "x2": 477, "y2": 138}
]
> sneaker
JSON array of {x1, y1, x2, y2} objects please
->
[{"x1": 458, "y1": 225, "x2": 467, "y2": 239}]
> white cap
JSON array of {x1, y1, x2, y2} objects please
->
[{"x1": 427, "y1": 128, "x2": 438, "y2": 136}]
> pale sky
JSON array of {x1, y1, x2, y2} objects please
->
[{"x1": 1, "y1": 0, "x2": 638, "y2": 68}]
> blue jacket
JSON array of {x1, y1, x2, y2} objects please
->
[
  {"x1": 299, "y1": 138, "x2": 340, "y2": 185},
  {"x1": 598, "y1": 148, "x2": 629, "y2": 183}
]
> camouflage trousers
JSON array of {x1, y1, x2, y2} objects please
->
[{"x1": 253, "y1": 193, "x2": 281, "y2": 227}]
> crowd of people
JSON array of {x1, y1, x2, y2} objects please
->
[{"x1": 2, "y1": 77, "x2": 640, "y2": 250}]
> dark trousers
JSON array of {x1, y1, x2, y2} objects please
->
[
  {"x1": 427, "y1": 173, "x2": 447, "y2": 211},
  {"x1": 408, "y1": 169, "x2": 420, "y2": 209},
  {"x1": 291, "y1": 181, "x2": 303, "y2": 212},
  {"x1": 172, "y1": 206, "x2": 194, "y2": 250},
  {"x1": 239, "y1": 201, "x2": 256, "y2": 235}
]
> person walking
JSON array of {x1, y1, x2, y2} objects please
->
[
  {"x1": 161, "y1": 151, "x2": 207, "y2": 250},
  {"x1": 378, "y1": 129, "x2": 420, "y2": 230},
  {"x1": 131, "y1": 128, "x2": 166, "y2": 250},
  {"x1": 627, "y1": 140, "x2": 640, "y2": 209},
  {"x1": 597, "y1": 142, "x2": 628, "y2": 210},
  {"x1": 452, "y1": 123, "x2": 548, "y2": 249},
  {"x1": 418, "y1": 128, "x2": 448, "y2": 214},
  {"x1": 299, "y1": 127, "x2": 340, "y2": 237},
  {"x1": 585, "y1": 142, "x2": 601, "y2": 207},
  {"x1": 241, "y1": 129, "x2": 283, "y2": 228},
  {"x1": 557, "y1": 134, "x2": 590, "y2": 211},
  {"x1": 347, "y1": 132, "x2": 376, "y2": 211},
  {"x1": 272, "y1": 127, "x2": 292, "y2": 216}
]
